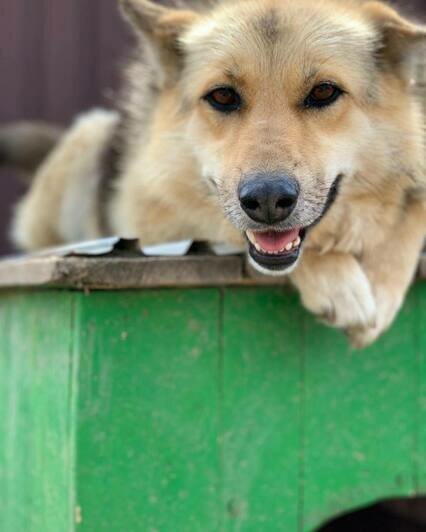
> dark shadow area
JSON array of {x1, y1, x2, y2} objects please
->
[{"x1": 318, "y1": 497, "x2": 426, "y2": 532}]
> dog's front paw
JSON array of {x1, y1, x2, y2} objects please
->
[
  {"x1": 291, "y1": 252, "x2": 377, "y2": 331},
  {"x1": 346, "y1": 289, "x2": 404, "y2": 348}
]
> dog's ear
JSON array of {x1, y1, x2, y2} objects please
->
[
  {"x1": 362, "y1": 2, "x2": 426, "y2": 77},
  {"x1": 119, "y1": 0, "x2": 198, "y2": 81}
]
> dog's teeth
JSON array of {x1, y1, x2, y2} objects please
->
[
  {"x1": 247, "y1": 231, "x2": 260, "y2": 251},
  {"x1": 247, "y1": 230, "x2": 302, "y2": 256}
]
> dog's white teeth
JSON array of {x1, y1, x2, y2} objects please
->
[
  {"x1": 246, "y1": 231, "x2": 256, "y2": 246},
  {"x1": 247, "y1": 230, "x2": 302, "y2": 255}
]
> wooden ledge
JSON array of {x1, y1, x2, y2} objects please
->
[
  {"x1": 0, "y1": 252, "x2": 425, "y2": 290},
  {"x1": 0, "y1": 255, "x2": 255, "y2": 289}
]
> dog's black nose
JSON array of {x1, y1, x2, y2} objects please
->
[{"x1": 239, "y1": 174, "x2": 299, "y2": 224}]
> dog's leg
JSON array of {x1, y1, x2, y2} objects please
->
[
  {"x1": 347, "y1": 199, "x2": 426, "y2": 348},
  {"x1": 292, "y1": 200, "x2": 426, "y2": 348},
  {"x1": 290, "y1": 249, "x2": 377, "y2": 332}
]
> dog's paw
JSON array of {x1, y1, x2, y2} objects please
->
[
  {"x1": 346, "y1": 289, "x2": 404, "y2": 349},
  {"x1": 292, "y1": 253, "x2": 377, "y2": 331},
  {"x1": 305, "y1": 274, "x2": 377, "y2": 331},
  {"x1": 347, "y1": 326, "x2": 380, "y2": 349}
]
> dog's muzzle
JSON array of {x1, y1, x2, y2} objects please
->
[
  {"x1": 238, "y1": 173, "x2": 303, "y2": 274},
  {"x1": 238, "y1": 173, "x2": 342, "y2": 275}
]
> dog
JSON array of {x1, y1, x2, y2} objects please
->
[{"x1": 1, "y1": 0, "x2": 425, "y2": 347}]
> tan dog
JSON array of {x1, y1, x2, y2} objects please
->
[{"x1": 2, "y1": 0, "x2": 426, "y2": 347}]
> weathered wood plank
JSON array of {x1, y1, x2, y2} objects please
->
[
  {"x1": 0, "y1": 256, "x2": 245, "y2": 288},
  {"x1": 0, "y1": 255, "x2": 289, "y2": 289},
  {"x1": 0, "y1": 291, "x2": 77, "y2": 532},
  {"x1": 1, "y1": 254, "x2": 426, "y2": 289},
  {"x1": 75, "y1": 289, "x2": 222, "y2": 531},
  {"x1": 221, "y1": 287, "x2": 304, "y2": 531}
]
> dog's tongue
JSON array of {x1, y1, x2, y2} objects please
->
[{"x1": 253, "y1": 229, "x2": 300, "y2": 253}]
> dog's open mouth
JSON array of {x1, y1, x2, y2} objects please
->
[{"x1": 246, "y1": 228, "x2": 305, "y2": 274}]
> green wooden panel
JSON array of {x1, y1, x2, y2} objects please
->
[
  {"x1": 74, "y1": 287, "x2": 306, "y2": 531},
  {"x1": 1, "y1": 285, "x2": 425, "y2": 532},
  {"x1": 75, "y1": 290, "x2": 222, "y2": 532},
  {"x1": 415, "y1": 284, "x2": 426, "y2": 491},
  {"x1": 0, "y1": 291, "x2": 76, "y2": 532},
  {"x1": 302, "y1": 285, "x2": 426, "y2": 531},
  {"x1": 221, "y1": 288, "x2": 304, "y2": 531}
]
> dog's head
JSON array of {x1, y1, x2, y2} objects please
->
[{"x1": 121, "y1": 0, "x2": 426, "y2": 275}]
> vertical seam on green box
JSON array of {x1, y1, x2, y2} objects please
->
[
  {"x1": 68, "y1": 293, "x2": 81, "y2": 531},
  {"x1": 298, "y1": 305, "x2": 307, "y2": 532}
]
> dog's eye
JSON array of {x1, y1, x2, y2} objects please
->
[
  {"x1": 204, "y1": 87, "x2": 241, "y2": 113},
  {"x1": 304, "y1": 82, "x2": 342, "y2": 109}
]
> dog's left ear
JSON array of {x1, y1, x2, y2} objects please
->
[
  {"x1": 119, "y1": 0, "x2": 199, "y2": 81},
  {"x1": 362, "y1": 1, "x2": 426, "y2": 78}
]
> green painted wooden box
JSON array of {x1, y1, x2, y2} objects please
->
[{"x1": 0, "y1": 252, "x2": 425, "y2": 532}]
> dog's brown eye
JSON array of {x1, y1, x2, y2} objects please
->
[
  {"x1": 304, "y1": 82, "x2": 342, "y2": 109},
  {"x1": 204, "y1": 87, "x2": 241, "y2": 113}
]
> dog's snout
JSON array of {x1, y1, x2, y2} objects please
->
[{"x1": 238, "y1": 174, "x2": 299, "y2": 224}]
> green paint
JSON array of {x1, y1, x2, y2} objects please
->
[
  {"x1": 76, "y1": 290, "x2": 222, "y2": 531},
  {"x1": 302, "y1": 287, "x2": 424, "y2": 530},
  {"x1": 221, "y1": 288, "x2": 304, "y2": 531},
  {"x1": 0, "y1": 292, "x2": 76, "y2": 532},
  {"x1": 0, "y1": 286, "x2": 425, "y2": 531}
]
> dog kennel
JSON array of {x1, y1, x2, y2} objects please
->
[{"x1": 0, "y1": 242, "x2": 426, "y2": 531}]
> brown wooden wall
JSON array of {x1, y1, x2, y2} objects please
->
[
  {"x1": 0, "y1": 0, "x2": 130, "y2": 254},
  {"x1": 0, "y1": 0, "x2": 425, "y2": 254}
]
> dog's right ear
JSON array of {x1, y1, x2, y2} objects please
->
[
  {"x1": 119, "y1": 0, "x2": 198, "y2": 81},
  {"x1": 362, "y1": 2, "x2": 426, "y2": 79}
]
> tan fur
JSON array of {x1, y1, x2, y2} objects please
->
[
  {"x1": 12, "y1": 110, "x2": 119, "y2": 250},
  {"x1": 7, "y1": 0, "x2": 426, "y2": 347}
]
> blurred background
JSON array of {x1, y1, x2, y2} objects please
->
[
  {"x1": 0, "y1": 0, "x2": 130, "y2": 255},
  {"x1": 0, "y1": 0, "x2": 425, "y2": 255}
]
